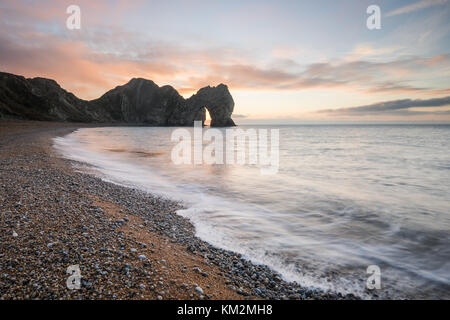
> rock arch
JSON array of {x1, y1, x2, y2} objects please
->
[{"x1": 186, "y1": 84, "x2": 236, "y2": 127}]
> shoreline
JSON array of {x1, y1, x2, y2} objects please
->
[{"x1": 0, "y1": 120, "x2": 357, "y2": 300}]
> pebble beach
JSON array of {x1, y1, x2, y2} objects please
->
[{"x1": 0, "y1": 120, "x2": 357, "y2": 300}]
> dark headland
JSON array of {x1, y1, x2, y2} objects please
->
[{"x1": 0, "y1": 72, "x2": 236, "y2": 127}]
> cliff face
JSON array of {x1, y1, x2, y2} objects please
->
[
  {"x1": 0, "y1": 73, "x2": 91, "y2": 122},
  {"x1": 0, "y1": 72, "x2": 236, "y2": 127},
  {"x1": 172, "y1": 84, "x2": 235, "y2": 127}
]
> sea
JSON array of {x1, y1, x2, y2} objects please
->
[{"x1": 53, "y1": 124, "x2": 450, "y2": 299}]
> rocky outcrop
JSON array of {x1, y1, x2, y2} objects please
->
[
  {"x1": 0, "y1": 73, "x2": 92, "y2": 122},
  {"x1": 89, "y1": 78, "x2": 186, "y2": 125},
  {"x1": 167, "y1": 84, "x2": 235, "y2": 127},
  {"x1": 0, "y1": 72, "x2": 236, "y2": 127}
]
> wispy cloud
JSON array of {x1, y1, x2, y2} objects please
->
[
  {"x1": 183, "y1": 54, "x2": 450, "y2": 96},
  {"x1": 320, "y1": 96, "x2": 450, "y2": 114},
  {"x1": 2, "y1": 20, "x2": 448, "y2": 99},
  {"x1": 231, "y1": 114, "x2": 248, "y2": 118},
  {"x1": 385, "y1": 0, "x2": 449, "y2": 17}
]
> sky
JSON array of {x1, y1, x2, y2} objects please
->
[{"x1": 0, "y1": 0, "x2": 449, "y2": 123}]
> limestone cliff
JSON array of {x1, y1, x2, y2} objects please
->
[{"x1": 0, "y1": 72, "x2": 236, "y2": 127}]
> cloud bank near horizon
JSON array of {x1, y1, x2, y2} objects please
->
[{"x1": 319, "y1": 96, "x2": 450, "y2": 115}]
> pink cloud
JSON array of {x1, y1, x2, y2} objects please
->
[{"x1": 1, "y1": 1, "x2": 449, "y2": 101}]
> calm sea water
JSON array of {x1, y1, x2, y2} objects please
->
[{"x1": 54, "y1": 124, "x2": 450, "y2": 299}]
